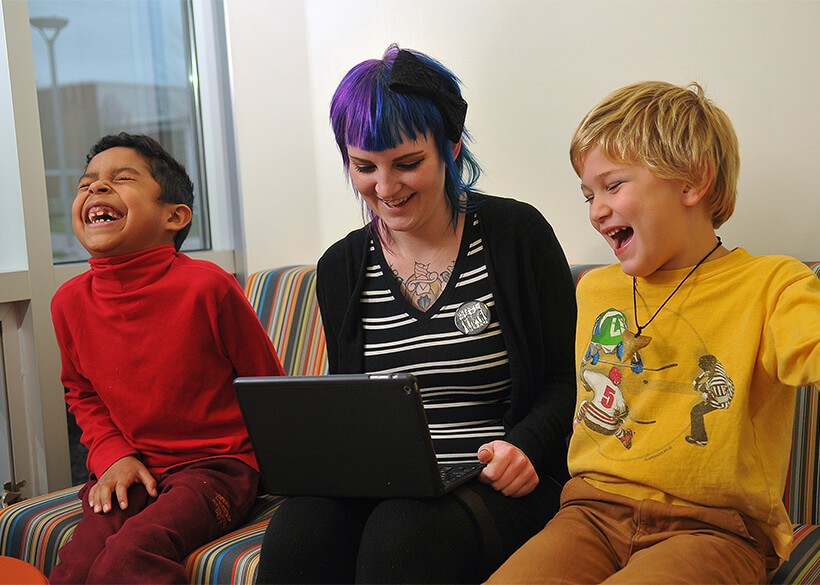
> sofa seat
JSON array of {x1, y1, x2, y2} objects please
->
[{"x1": 1, "y1": 262, "x2": 817, "y2": 584}]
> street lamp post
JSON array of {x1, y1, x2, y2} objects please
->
[{"x1": 30, "y1": 16, "x2": 73, "y2": 254}]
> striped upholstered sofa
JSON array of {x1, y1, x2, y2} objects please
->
[{"x1": 0, "y1": 262, "x2": 818, "y2": 584}]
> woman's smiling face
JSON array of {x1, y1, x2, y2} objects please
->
[{"x1": 347, "y1": 133, "x2": 450, "y2": 237}]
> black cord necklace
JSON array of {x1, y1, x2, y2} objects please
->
[{"x1": 621, "y1": 237, "x2": 722, "y2": 362}]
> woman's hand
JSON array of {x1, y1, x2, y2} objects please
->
[
  {"x1": 476, "y1": 440, "x2": 539, "y2": 497},
  {"x1": 88, "y1": 455, "x2": 158, "y2": 513}
]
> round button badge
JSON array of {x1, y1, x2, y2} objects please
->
[{"x1": 454, "y1": 300, "x2": 491, "y2": 335}]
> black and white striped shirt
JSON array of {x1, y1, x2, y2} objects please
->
[{"x1": 361, "y1": 214, "x2": 511, "y2": 463}]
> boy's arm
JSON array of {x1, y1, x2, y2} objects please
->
[
  {"x1": 52, "y1": 298, "x2": 140, "y2": 478},
  {"x1": 764, "y1": 265, "x2": 820, "y2": 386},
  {"x1": 217, "y1": 278, "x2": 285, "y2": 377},
  {"x1": 64, "y1": 379, "x2": 140, "y2": 478}
]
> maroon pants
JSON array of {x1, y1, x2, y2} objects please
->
[
  {"x1": 486, "y1": 477, "x2": 779, "y2": 585},
  {"x1": 49, "y1": 458, "x2": 259, "y2": 585}
]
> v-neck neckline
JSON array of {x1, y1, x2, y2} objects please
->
[{"x1": 371, "y1": 214, "x2": 473, "y2": 322}]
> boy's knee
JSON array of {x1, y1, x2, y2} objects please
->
[{"x1": 85, "y1": 524, "x2": 187, "y2": 584}]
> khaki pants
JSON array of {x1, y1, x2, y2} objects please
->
[{"x1": 486, "y1": 477, "x2": 779, "y2": 584}]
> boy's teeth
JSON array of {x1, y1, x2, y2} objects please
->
[{"x1": 87, "y1": 206, "x2": 123, "y2": 224}]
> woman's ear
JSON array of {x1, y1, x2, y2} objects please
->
[
  {"x1": 166, "y1": 204, "x2": 193, "y2": 234},
  {"x1": 451, "y1": 138, "x2": 462, "y2": 160}
]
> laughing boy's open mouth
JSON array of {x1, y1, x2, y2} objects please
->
[{"x1": 86, "y1": 205, "x2": 124, "y2": 225}]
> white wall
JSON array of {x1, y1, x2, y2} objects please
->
[
  {"x1": 227, "y1": 0, "x2": 819, "y2": 273},
  {"x1": 224, "y1": 0, "x2": 320, "y2": 274}
]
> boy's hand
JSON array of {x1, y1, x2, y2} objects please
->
[
  {"x1": 88, "y1": 456, "x2": 158, "y2": 513},
  {"x1": 477, "y1": 440, "x2": 539, "y2": 497}
]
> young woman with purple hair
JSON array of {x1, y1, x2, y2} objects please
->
[{"x1": 256, "y1": 45, "x2": 577, "y2": 584}]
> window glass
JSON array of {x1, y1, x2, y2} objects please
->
[
  {"x1": 0, "y1": 13, "x2": 27, "y2": 273},
  {"x1": 28, "y1": 0, "x2": 210, "y2": 263}
]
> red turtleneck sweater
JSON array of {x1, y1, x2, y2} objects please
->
[{"x1": 51, "y1": 245, "x2": 284, "y2": 477}]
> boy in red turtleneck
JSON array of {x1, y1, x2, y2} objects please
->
[{"x1": 49, "y1": 133, "x2": 285, "y2": 584}]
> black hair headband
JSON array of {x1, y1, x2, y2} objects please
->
[{"x1": 388, "y1": 50, "x2": 468, "y2": 143}]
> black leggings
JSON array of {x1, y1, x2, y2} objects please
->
[{"x1": 255, "y1": 477, "x2": 562, "y2": 584}]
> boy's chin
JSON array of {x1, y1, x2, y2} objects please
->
[{"x1": 617, "y1": 259, "x2": 654, "y2": 279}]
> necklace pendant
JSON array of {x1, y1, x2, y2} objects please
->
[{"x1": 622, "y1": 329, "x2": 651, "y2": 363}]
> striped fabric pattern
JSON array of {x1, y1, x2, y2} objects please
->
[
  {"x1": 183, "y1": 496, "x2": 283, "y2": 585},
  {"x1": 785, "y1": 386, "x2": 820, "y2": 526},
  {"x1": 360, "y1": 221, "x2": 512, "y2": 464},
  {"x1": 0, "y1": 485, "x2": 82, "y2": 576},
  {"x1": 769, "y1": 524, "x2": 820, "y2": 584},
  {"x1": 244, "y1": 265, "x2": 328, "y2": 376}
]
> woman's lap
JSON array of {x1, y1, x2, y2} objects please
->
[{"x1": 255, "y1": 476, "x2": 562, "y2": 584}]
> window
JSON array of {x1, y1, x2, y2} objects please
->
[{"x1": 28, "y1": 0, "x2": 210, "y2": 263}]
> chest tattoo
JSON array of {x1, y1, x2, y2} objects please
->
[{"x1": 392, "y1": 261, "x2": 454, "y2": 311}]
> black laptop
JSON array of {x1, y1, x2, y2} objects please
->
[{"x1": 233, "y1": 373, "x2": 484, "y2": 498}]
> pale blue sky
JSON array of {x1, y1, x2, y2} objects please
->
[{"x1": 28, "y1": 0, "x2": 189, "y2": 88}]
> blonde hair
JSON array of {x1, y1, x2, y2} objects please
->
[{"x1": 570, "y1": 81, "x2": 739, "y2": 228}]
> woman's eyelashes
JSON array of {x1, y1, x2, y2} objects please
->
[
  {"x1": 397, "y1": 158, "x2": 423, "y2": 170},
  {"x1": 352, "y1": 157, "x2": 424, "y2": 174}
]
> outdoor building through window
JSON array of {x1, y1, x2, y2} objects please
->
[{"x1": 28, "y1": 0, "x2": 210, "y2": 263}]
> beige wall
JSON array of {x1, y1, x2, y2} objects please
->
[{"x1": 227, "y1": 0, "x2": 820, "y2": 274}]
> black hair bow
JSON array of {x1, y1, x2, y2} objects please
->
[{"x1": 388, "y1": 50, "x2": 468, "y2": 143}]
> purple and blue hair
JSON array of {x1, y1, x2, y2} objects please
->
[{"x1": 329, "y1": 44, "x2": 481, "y2": 231}]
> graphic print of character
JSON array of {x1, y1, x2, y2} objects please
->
[
  {"x1": 575, "y1": 366, "x2": 633, "y2": 449},
  {"x1": 685, "y1": 354, "x2": 734, "y2": 447},
  {"x1": 584, "y1": 308, "x2": 645, "y2": 373}
]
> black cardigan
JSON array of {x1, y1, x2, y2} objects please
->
[{"x1": 316, "y1": 193, "x2": 577, "y2": 482}]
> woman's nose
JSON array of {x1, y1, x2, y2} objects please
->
[{"x1": 375, "y1": 171, "x2": 401, "y2": 199}]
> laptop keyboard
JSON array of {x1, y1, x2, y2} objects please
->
[{"x1": 438, "y1": 462, "x2": 484, "y2": 489}]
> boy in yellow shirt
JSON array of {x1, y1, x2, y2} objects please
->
[{"x1": 487, "y1": 81, "x2": 820, "y2": 583}]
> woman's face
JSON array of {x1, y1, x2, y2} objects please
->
[{"x1": 347, "y1": 133, "x2": 450, "y2": 237}]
